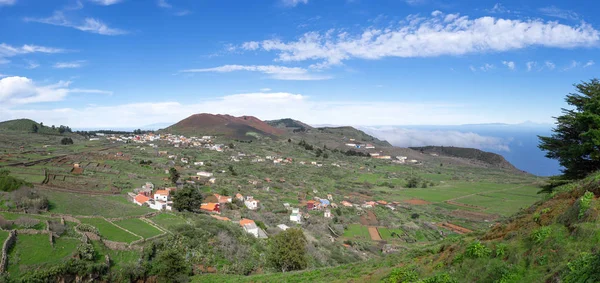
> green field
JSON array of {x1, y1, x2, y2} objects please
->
[
  {"x1": 7, "y1": 234, "x2": 80, "y2": 276},
  {"x1": 343, "y1": 224, "x2": 370, "y2": 240},
  {"x1": 0, "y1": 230, "x2": 9, "y2": 246},
  {"x1": 45, "y1": 191, "x2": 153, "y2": 218},
  {"x1": 377, "y1": 228, "x2": 403, "y2": 240},
  {"x1": 91, "y1": 240, "x2": 141, "y2": 272},
  {"x1": 79, "y1": 218, "x2": 141, "y2": 243},
  {"x1": 149, "y1": 213, "x2": 188, "y2": 231},
  {"x1": 113, "y1": 218, "x2": 163, "y2": 239}
]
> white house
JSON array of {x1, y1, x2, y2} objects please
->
[
  {"x1": 290, "y1": 208, "x2": 302, "y2": 223},
  {"x1": 277, "y1": 224, "x2": 290, "y2": 231},
  {"x1": 324, "y1": 209, "x2": 332, "y2": 218},
  {"x1": 181, "y1": 158, "x2": 189, "y2": 164},
  {"x1": 142, "y1": 182, "x2": 154, "y2": 190},
  {"x1": 197, "y1": 171, "x2": 213, "y2": 177},
  {"x1": 209, "y1": 177, "x2": 216, "y2": 184},
  {"x1": 154, "y1": 190, "x2": 170, "y2": 202},
  {"x1": 244, "y1": 197, "x2": 260, "y2": 210},
  {"x1": 194, "y1": 161, "x2": 204, "y2": 166}
]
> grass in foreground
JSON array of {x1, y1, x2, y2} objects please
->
[{"x1": 7, "y1": 234, "x2": 80, "y2": 276}]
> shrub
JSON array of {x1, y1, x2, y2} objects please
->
[
  {"x1": 422, "y1": 273, "x2": 458, "y2": 283},
  {"x1": 386, "y1": 266, "x2": 419, "y2": 283},
  {"x1": 563, "y1": 252, "x2": 600, "y2": 283},
  {"x1": 406, "y1": 177, "x2": 419, "y2": 188},
  {"x1": 465, "y1": 241, "x2": 492, "y2": 259},
  {"x1": 578, "y1": 191, "x2": 594, "y2": 219},
  {"x1": 78, "y1": 223, "x2": 100, "y2": 235},
  {"x1": 76, "y1": 243, "x2": 96, "y2": 261},
  {"x1": 49, "y1": 220, "x2": 66, "y2": 235},
  {"x1": 14, "y1": 217, "x2": 40, "y2": 228},
  {"x1": 494, "y1": 243, "x2": 507, "y2": 258},
  {"x1": 530, "y1": 227, "x2": 551, "y2": 244},
  {"x1": 60, "y1": 137, "x2": 73, "y2": 145}
]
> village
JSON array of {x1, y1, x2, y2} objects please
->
[{"x1": 96, "y1": 132, "x2": 418, "y2": 240}]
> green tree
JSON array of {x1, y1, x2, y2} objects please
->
[
  {"x1": 60, "y1": 137, "x2": 73, "y2": 145},
  {"x1": 31, "y1": 124, "x2": 38, "y2": 133},
  {"x1": 268, "y1": 228, "x2": 308, "y2": 272},
  {"x1": 153, "y1": 249, "x2": 191, "y2": 283},
  {"x1": 539, "y1": 79, "x2": 600, "y2": 179},
  {"x1": 169, "y1": 167, "x2": 180, "y2": 185},
  {"x1": 58, "y1": 125, "x2": 66, "y2": 134},
  {"x1": 171, "y1": 186, "x2": 203, "y2": 212},
  {"x1": 406, "y1": 177, "x2": 419, "y2": 188},
  {"x1": 228, "y1": 165, "x2": 238, "y2": 176}
]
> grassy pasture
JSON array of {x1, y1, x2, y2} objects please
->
[
  {"x1": 149, "y1": 213, "x2": 188, "y2": 231},
  {"x1": 113, "y1": 218, "x2": 163, "y2": 239},
  {"x1": 44, "y1": 190, "x2": 153, "y2": 218},
  {"x1": 79, "y1": 218, "x2": 141, "y2": 243},
  {"x1": 343, "y1": 224, "x2": 370, "y2": 240},
  {"x1": 7, "y1": 234, "x2": 80, "y2": 276},
  {"x1": 377, "y1": 228, "x2": 404, "y2": 240}
]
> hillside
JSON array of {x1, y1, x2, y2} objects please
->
[
  {"x1": 266, "y1": 118, "x2": 313, "y2": 131},
  {"x1": 161, "y1": 113, "x2": 285, "y2": 140},
  {"x1": 0, "y1": 119, "x2": 41, "y2": 132},
  {"x1": 410, "y1": 146, "x2": 519, "y2": 171},
  {"x1": 198, "y1": 173, "x2": 600, "y2": 282}
]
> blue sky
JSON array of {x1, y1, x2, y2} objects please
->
[{"x1": 0, "y1": 0, "x2": 598, "y2": 128}]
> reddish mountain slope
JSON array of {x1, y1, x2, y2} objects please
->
[{"x1": 162, "y1": 114, "x2": 284, "y2": 139}]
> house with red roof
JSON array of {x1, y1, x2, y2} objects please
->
[
  {"x1": 200, "y1": 202, "x2": 220, "y2": 214},
  {"x1": 134, "y1": 194, "x2": 150, "y2": 206}
]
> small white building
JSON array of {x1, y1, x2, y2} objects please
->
[
  {"x1": 154, "y1": 190, "x2": 170, "y2": 202},
  {"x1": 324, "y1": 209, "x2": 332, "y2": 218},
  {"x1": 290, "y1": 208, "x2": 302, "y2": 223},
  {"x1": 244, "y1": 197, "x2": 260, "y2": 210},
  {"x1": 197, "y1": 171, "x2": 213, "y2": 177},
  {"x1": 277, "y1": 224, "x2": 290, "y2": 231},
  {"x1": 194, "y1": 161, "x2": 204, "y2": 166}
]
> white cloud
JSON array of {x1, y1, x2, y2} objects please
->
[
  {"x1": 404, "y1": 0, "x2": 427, "y2": 6},
  {"x1": 526, "y1": 61, "x2": 536, "y2": 71},
  {"x1": 544, "y1": 61, "x2": 556, "y2": 70},
  {"x1": 0, "y1": 43, "x2": 65, "y2": 57},
  {"x1": 259, "y1": 88, "x2": 272, "y2": 92},
  {"x1": 502, "y1": 61, "x2": 515, "y2": 70},
  {"x1": 480, "y1": 63, "x2": 495, "y2": 71},
  {"x1": 25, "y1": 11, "x2": 127, "y2": 35},
  {"x1": 25, "y1": 60, "x2": 39, "y2": 69},
  {"x1": 179, "y1": 64, "x2": 332, "y2": 80},
  {"x1": 539, "y1": 6, "x2": 579, "y2": 21},
  {"x1": 89, "y1": 0, "x2": 122, "y2": 5},
  {"x1": 564, "y1": 60, "x2": 579, "y2": 70},
  {"x1": 157, "y1": 0, "x2": 171, "y2": 8},
  {"x1": 282, "y1": 0, "x2": 308, "y2": 7},
  {"x1": 0, "y1": 76, "x2": 111, "y2": 105},
  {"x1": 0, "y1": 0, "x2": 16, "y2": 6},
  {"x1": 487, "y1": 3, "x2": 510, "y2": 14},
  {"x1": 241, "y1": 12, "x2": 599, "y2": 68},
  {"x1": 53, "y1": 60, "x2": 86, "y2": 69},
  {"x1": 0, "y1": 43, "x2": 66, "y2": 65},
  {"x1": 584, "y1": 60, "x2": 595, "y2": 68},
  {"x1": 0, "y1": 91, "x2": 543, "y2": 129},
  {"x1": 360, "y1": 127, "x2": 510, "y2": 151}
]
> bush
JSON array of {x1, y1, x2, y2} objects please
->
[
  {"x1": 76, "y1": 243, "x2": 96, "y2": 261},
  {"x1": 563, "y1": 252, "x2": 600, "y2": 283},
  {"x1": 14, "y1": 217, "x2": 40, "y2": 228},
  {"x1": 60, "y1": 137, "x2": 73, "y2": 145},
  {"x1": 494, "y1": 243, "x2": 507, "y2": 258},
  {"x1": 386, "y1": 266, "x2": 419, "y2": 283},
  {"x1": 530, "y1": 227, "x2": 551, "y2": 244},
  {"x1": 49, "y1": 220, "x2": 67, "y2": 235},
  {"x1": 465, "y1": 241, "x2": 492, "y2": 259},
  {"x1": 579, "y1": 191, "x2": 594, "y2": 219},
  {"x1": 406, "y1": 177, "x2": 419, "y2": 188},
  {"x1": 78, "y1": 223, "x2": 100, "y2": 235},
  {"x1": 422, "y1": 273, "x2": 458, "y2": 283}
]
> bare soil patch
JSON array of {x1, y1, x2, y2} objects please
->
[
  {"x1": 438, "y1": 222, "x2": 473, "y2": 234},
  {"x1": 360, "y1": 210, "x2": 378, "y2": 226},
  {"x1": 368, "y1": 226, "x2": 382, "y2": 241}
]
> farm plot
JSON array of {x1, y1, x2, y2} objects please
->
[
  {"x1": 453, "y1": 191, "x2": 541, "y2": 216},
  {"x1": 79, "y1": 218, "x2": 141, "y2": 243},
  {"x1": 44, "y1": 190, "x2": 153, "y2": 218},
  {"x1": 7, "y1": 234, "x2": 80, "y2": 276},
  {"x1": 377, "y1": 228, "x2": 404, "y2": 240},
  {"x1": 343, "y1": 224, "x2": 371, "y2": 240},
  {"x1": 149, "y1": 213, "x2": 188, "y2": 231},
  {"x1": 113, "y1": 218, "x2": 163, "y2": 239}
]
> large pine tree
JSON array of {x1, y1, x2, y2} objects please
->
[{"x1": 539, "y1": 79, "x2": 600, "y2": 179}]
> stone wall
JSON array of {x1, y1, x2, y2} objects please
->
[{"x1": 0, "y1": 230, "x2": 16, "y2": 273}]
